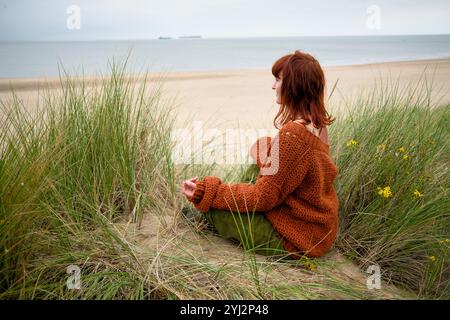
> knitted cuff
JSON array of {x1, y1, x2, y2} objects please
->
[
  {"x1": 191, "y1": 176, "x2": 222, "y2": 212},
  {"x1": 189, "y1": 180, "x2": 206, "y2": 204}
]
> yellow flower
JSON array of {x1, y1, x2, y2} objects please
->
[
  {"x1": 413, "y1": 189, "x2": 423, "y2": 198},
  {"x1": 403, "y1": 155, "x2": 410, "y2": 160},
  {"x1": 0, "y1": 219, "x2": 4, "y2": 225},
  {"x1": 439, "y1": 239, "x2": 450, "y2": 244},
  {"x1": 300, "y1": 257, "x2": 318, "y2": 271},
  {"x1": 377, "y1": 144, "x2": 386, "y2": 151},
  {"x1": 377, "y1": 186, "x2": 393, "y2": 198},
  {"x1": 399, "y1": 147, "x2": 406, "y2": 153},
  {"x1": 428, "y1": 255, "x2": 436, "y2": 262},
  {"x1": 346, "y1": 139, "x2": 358, "y2": 147},
  {"x1": 305, "y1": 260, "x2": 317, "y2": 271}
]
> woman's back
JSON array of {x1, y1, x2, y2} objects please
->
[{"x1": 292, "y1": 119, "x2": 329, "y2": 145}]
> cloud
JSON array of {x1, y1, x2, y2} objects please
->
[{"x1": 0, "y1": 0, "x2": 449, "y2": 41}]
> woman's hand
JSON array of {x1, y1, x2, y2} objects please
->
[{"x1": 181, "y1": 177, "x2": 198, "y2": 200}]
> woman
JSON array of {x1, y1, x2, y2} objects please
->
[{"x1": 181, "y1": 50, "x2": 339, "y2": 259}]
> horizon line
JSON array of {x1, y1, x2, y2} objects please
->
[{"x1": 1, "y1": 33, "x2": 450, "y2": 43}]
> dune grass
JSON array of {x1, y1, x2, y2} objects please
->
[
  {"x1": 0, "y1": 66, "x2": 447, "y2": 299},
  {"x1": 0, "y1": 65, "x2": 177, "y2": 299},
  {"x1": 331, "y1": 77, "x2": 449, "y2": 298}
]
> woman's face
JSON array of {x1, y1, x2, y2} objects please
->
[{"x1": 272, "y1": 75, "x2": 282, "y2": 104}]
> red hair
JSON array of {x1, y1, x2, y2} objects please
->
[{"x1": 271, "y1": 50, "x2": 335, "y2": 130}]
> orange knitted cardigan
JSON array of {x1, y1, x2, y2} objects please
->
[{"x1": 188, "y1": 120, "x2": 339, "y2": 258}]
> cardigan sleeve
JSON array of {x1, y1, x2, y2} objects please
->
[{"x1": 188, "y1": 127, "x2": 312, "y2": 213}]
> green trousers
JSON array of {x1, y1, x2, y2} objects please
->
[{"x1": 204, "y1": 164, "x2": 289, "y2": 258}]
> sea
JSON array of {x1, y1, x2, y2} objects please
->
[{"x1": 1, "y1": 34, "x2": 450, "y2": 78}]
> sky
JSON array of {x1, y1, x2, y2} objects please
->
[{"x1": 1, "y1": 0, "x2": 449, "y2": 41}]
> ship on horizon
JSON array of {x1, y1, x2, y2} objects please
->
[
  {"x1": 178, "y1": 35, "x2": 202, "y2": 39},
  {"x1": 158, "y1": 35, "x2": 202, "y2": 40}
]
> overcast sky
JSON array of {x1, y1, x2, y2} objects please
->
[{"x1": 1, "y1": 0, "x2": 449, "y2": 41}]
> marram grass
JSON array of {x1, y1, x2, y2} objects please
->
[
  {"x1": 330, "y1": 77, "x2": 449, "y2": 298},
  {"x1": 0, "y1": 65, "x2": 176, "y2": 299}
]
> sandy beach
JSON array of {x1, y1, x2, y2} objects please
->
[{"x1": 1, "y1": 58, "x2": 450, "y2": 131}]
